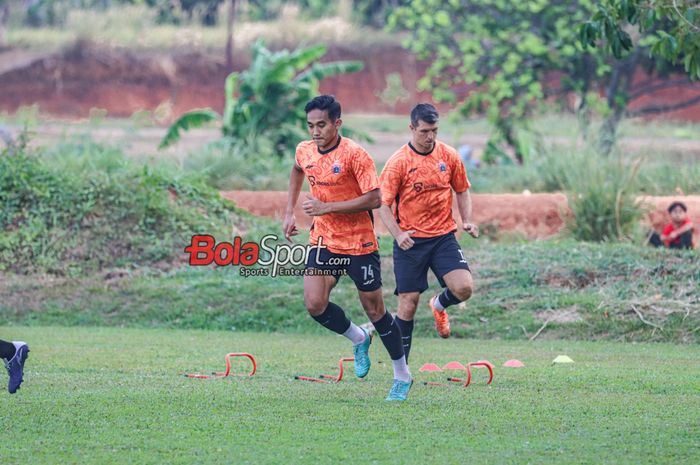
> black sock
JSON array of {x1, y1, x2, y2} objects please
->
[
  {"x1": 372, "y1": 312, "x2": 405, "y2": 361},
  {"x1": 311, "y1": 302, "x2": 351, "y2": 335},
  {"x1": 0, "y1": 339, "x2": 15, "y2": 360},
  {"x1": 395, "y1": 318, "x2": 414, "y2": 362},
  {"x1": 437, "y1": 288, "x2": 462, "y2": 309}
]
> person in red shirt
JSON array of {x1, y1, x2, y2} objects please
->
[
  {"x1": 283, "y1": 95, "x2": 412, "y2": 400},
  {"x1": 649, "y1": 201, "x2": 695, "y2": 250},
  {"x1": 378, "y1": 103, "x2": 478, "y2": 360}
]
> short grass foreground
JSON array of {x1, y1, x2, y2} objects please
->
[{"x1": 2, "y1": 327, "x2": 698, "y2": 465}]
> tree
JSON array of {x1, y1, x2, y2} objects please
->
[
  {"x1": 160, "y1": 42, "x2": 364, "y2": 154},
  {"x1": 146, "y1": 0, "x2": 224, "y2": 26},
  {"x1": 389, "y1": 0, "x2": 700, "y2": 160},
  {"x1": 582, "y1": 0, "x2": 700, "y2": 78},
  {"x1": 581, "y1": 0, "x2": 700, "y2": 152},
  {"x1": 0, "y1": 0, "x2": 9, "y2": 47},
  {"x1": 225, "y1": 0, "x2": 236, "y2": 71},
  {"x1": 352, "y1": 0, "x2": 412, "y2": 28}
]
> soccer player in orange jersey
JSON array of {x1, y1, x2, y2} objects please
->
[
  {"x1": 378, "y1": 103, "x2": 479, "y2": 360},
  {"x1": 283, "y1": 95, "x2": 412, "y2": 400}
]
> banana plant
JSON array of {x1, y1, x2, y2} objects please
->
[{"x1": 160, "y1": 41, "x2": 365, "y2": 155}]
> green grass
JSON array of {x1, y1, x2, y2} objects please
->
[
  {"x1": 5, "y1": 5, "x2": 398, "y2": 52},
  {"x1": 1, "y1": 326, "x2": 698, "y2": 464},
  {"x1": 0, "y1": 139, "x2": 287, "y2": 274},
  {"x1": 344, "y1": 113, "x2": 700, "y2": 143},
  {"x1": 2, "y1": 239, "x2": 698, "y2": 343}
]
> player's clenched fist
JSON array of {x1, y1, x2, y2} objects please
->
[
  {"x1": 302, "y1": 194, "x2": 329, "y2": 216},
  {"x1": 396, "y1": 229, "x2": 416, "y2": 250},
  {"x1": 283, "y1": 214, "x2": 299, "y2": 241},
  {"x1": 463, "y1": 223, "x2": 479, "y2": 238}
]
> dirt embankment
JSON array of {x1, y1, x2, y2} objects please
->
[
  {"x1": 0, "y1": 42, "x2": 435, "y2": 118},
  {"x1": 2, "y1": 42, "x2": 700, "y2": 121},
  {"x1": 221, "y1": 191, "x2": 700, "y2": 244}
]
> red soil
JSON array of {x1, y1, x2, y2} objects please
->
[{"x1": 220, "y1": 190, "x2": 700, "y2": 244}]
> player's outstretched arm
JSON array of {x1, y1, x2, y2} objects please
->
[
  {"x1": 378, "y1": 204, "x2": 415, "y2": 250},
  {"x1": 283, "y1": 165, "x2": 304, "y2": 241},
  {"x1": 302, "y1": 188, "x2": 381, "y2": 216},
  {"x1": 456, "y1": 190, "x2": 479, "y2": 238}
]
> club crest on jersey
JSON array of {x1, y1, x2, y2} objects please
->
[
  {"x1": 332, "y1": 162, "x2": 342, "y2": 174},
  {"x1": 438, "y1": 161, "x2": 447, "y2": 172}
]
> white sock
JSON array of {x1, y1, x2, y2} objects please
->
[
  {"x1": 392, "y1": 357, "x2": 412, "y2": 382},
  {"x1": 343, "y1": 323, "x2": 367, "y2": 345},
  {"x1": 433, "y1": 294, "x2": 445, "y2": 311},
  {"x1": 10, "y1": 341, "x2": 26, "y2": 361}
]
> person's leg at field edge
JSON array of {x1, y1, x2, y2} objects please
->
[
  {"x1": 358, "y1": 289, "x2": 411, "y2": 382},
  {"x1": 303, "y1": 274, "x2": 371, "y2": 377},
  {"x1": 395, "y1": 292, "x2": 420, "y2": 362},
  {"x1": 429, "y1": 268, "x2": 474, "y2": 338},
  {"x1": 0, "y1": 339, "x2": 15, "y2": 361},
  {"x1": 358, "y1": 289, "x2": 412, "y2": 400},
  {"x1": 1, "y1": 338, "x2": 29, "y2": 394}
]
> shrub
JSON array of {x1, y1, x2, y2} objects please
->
[
  {"x1": 0, "y1": 140, "x2": 249, "y2": 274},
  {"x1": 554, "y1": 149, "x2": 644, "y2": 241}
]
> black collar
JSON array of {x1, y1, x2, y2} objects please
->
[
  {"x1": 408, "y1": 142, "x2": 435, "y2": 156},
  {"x1": 318, "y1": 136, "x2": 342, "y2": 155}
]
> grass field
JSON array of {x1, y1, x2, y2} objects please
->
[
  {"x1": 1, "y1": 326, "x2": 699, "y2": 464},
  {"x1": 2, "y1": 239, "x2": 698, "y2": 343}
]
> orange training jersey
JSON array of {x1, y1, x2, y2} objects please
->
[
  {"x1": 295, "y1": 136, "x2": 380, "y2": 255},
  {"x1": 380, "y1": 140, "x2": 470, "y2": 238}
]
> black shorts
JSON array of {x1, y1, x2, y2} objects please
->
[
  {"x1": 304, "y1": 247, "x2": 382, "y2": 292},
  {"x1": 393, "y1": 232, "x2": 470, "y2": 295}
]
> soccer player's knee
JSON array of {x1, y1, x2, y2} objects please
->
[
  {"x1": 364, "y1": 306, "x2": 384, "y2": 322},
  {"x1": 453, "y1": 283, "x2": 473, "y2": 301},
  {"x1": 304, "y1": 296, "x2": 328, "y2": 316}
]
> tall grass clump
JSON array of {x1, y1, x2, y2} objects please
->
[
  {"x1": 542, "y1": 148, "x2": 645, "y2": 241},
  {"x1": 637, "y1": 161, "x2": 700, "y2": 195},
  {"x1": 182, "y1": 137, "x2": 294, "y2": 190}
]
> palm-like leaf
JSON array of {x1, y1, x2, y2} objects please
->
[
  {"x1": 159, "y1": 110, "x2": 219, "y2": 149},
  {"x1": 295, "y1": 61, "x2": 364, "y2": 83},
  {"x1": 162, "y1": 42, "x2": 366, "y2": 156}
]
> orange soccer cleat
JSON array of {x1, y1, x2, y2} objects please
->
[{"x1": 430, "y1": 296, "x2": 451, "y2": 338}]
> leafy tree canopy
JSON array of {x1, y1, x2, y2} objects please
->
[{"x1": 389, "y1": 0, "x2": 700, "y2": 161}]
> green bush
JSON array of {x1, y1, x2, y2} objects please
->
[
  {"x1": 554, "y1": 149, "x2": 644, "y2": 241},
  {"x1": 182, "y1": 137, "x2": 295, "y2": 190},
  {"x1": 160, "y1": 42, "x2": 364, "y2": 154},
  {"x1": 0, "y1": 140, "x2": 248, "y2": 275}
]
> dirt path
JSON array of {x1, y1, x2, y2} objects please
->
[
  {"x1": 221, "y1": 190, "x2": 700, "y2": 243},
  {"x1": 3, "y1": 122, "x2": 700, "y2": 162}
]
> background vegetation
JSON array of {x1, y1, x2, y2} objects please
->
[{"x1": 0, "y1": 0, "x2": 698, "y2": 345}]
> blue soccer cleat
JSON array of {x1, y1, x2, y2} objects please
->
[
  {"x1": 4, "y1": 341, "x2": 29, "y2": 394},
  {"x1": 386, "y1": 379, "x2": 413, "y2": 401},
  {"x1": 352, "y1": 328, "x2": 371, "y2": 378}
]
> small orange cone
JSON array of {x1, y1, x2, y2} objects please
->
[
  {"x1": 503, "y1": 359, "x2": 525, "y2": 368},
  {"x1": 419, "y1": 363, "x2": 443, "y2": 372},
  {"x1": 442, "y1": 361, "x2": 466, "y2": 370}
]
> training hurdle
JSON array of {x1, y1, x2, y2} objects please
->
[
  {"x1": 423, "y1": 360, "x2": 494, "y2": 388},
  {"x1": 184, "y1": 352, "x2": 257, "y2": 379},
  {"x1": 294, "y1": 357, "x2": 354, "y2": 384}
]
